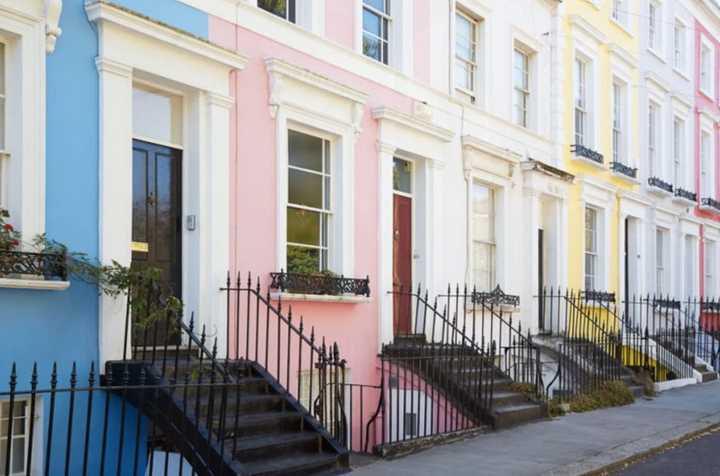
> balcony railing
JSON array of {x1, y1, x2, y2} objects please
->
[
  {"x1": 610, "y1": 161, "x2": 638, "y2": 179},
  {"x1": 701, "y1": 197, "x2": 720, "y2": 212},
  {"x1": 471, "y1": 285, "x2": 520, "y2": 307},
  {"x1": 674, "y1": 187, "x2": 697, "y2": 202},
  {"x1": 270, "y1": 270, "x2": 370, "y2": 297},
  {"x1": 571, "y1": 144, "x2": 604, "y2": 164},
  {"x1": 648, "y1": 176, "x2": 674, "y2": 194},
  {"x1": 581, "y1": 290, "x2": 616, "y2": 303},
  {"x1": 0, "y1": 250, "x2": 67, "y2": 280},
  {"x1": 652, "y1": 298, "x2": 682, "y2": 310}
]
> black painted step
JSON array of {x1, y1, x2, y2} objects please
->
[
  {"x1": 213, "y1": 410, "x2": 305, "y2": 439},
  {"x1": 229, "y1": 431, "x2": 322, "y2": 461},
  {"x1": 240, "y1": 451, "x2": 341, "y2": 476},
  {"x1": 197, "y1": 393, "x2": 286, "y2": 416}
]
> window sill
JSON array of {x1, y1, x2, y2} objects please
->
[
  {"x1": 673, "y1": 67, "x2": 690, "y2": 81},
  {"x1": 611, "y1": 170, "x2": 640, "y2": 185},
  {"x1": 699, "y1": 88, "x2": 715, "y2": 102},
  {"x1": 270, "y1": 292, "x2": 371, "y2": 304},
  {"x1": 610, "y1": 18, "x2": 632, "y2": 36},
  {"x1": 0, "y1": 277, "x2": 70, "y2": 291},
  {"x1": 647, "y1": 185, "x2": 673, "y2": 198}
]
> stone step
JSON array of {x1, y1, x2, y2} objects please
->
[
  {"x1": 492, "y1": 402, "x2": 546, "y2": 429},
  {"x1": 490, "y1": 391, "x2": 528, "y2": 407},
  {"x1": 239, "y1": 451, "x2": 342, "y2": 476}
]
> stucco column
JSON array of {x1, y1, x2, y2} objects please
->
[
  {"x1": 523, "y1": 188, "x2": 542, "y2": 334},
  {"x1": 96, "y1": 57, "x2": 133, "y2": 366},
  {"x1": 198, "y1": 92, "x2": 234, "y2": 359},
  {"x1": 378, "y1": 142, "x2": 396, "y2": 348}
]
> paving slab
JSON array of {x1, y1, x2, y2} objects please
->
[{"x1": 351, "y1": 382, "x2": 720, "y2": 476}]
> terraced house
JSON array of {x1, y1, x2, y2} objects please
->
[{"x1": 0, "y1": 1, "x2": 718, "y2": 475}]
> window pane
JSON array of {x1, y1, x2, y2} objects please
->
[
  {"x1": 11, "y1": 437, "x2": 23, "y2": 473},
  {"x1": 258, "y1": 0, "x2": 293, "y2": 20},
  {"x1": 473, "y1": 242, "x2": 494, "y2": 290},
  {"x1": 0, "y1": 43, "x2": 5, "y2": 95},
  {"x1": 393, "y1": 158, "x2": 412, "y2": 193},
  {"x1": 455, "y1": 61, "x2": 470, "y2": 90},
  {"x1": 287, "y1": 246, "x2": 320, "y2": 273},
  {"x1": 472, "y1": 183, "x2": 494, "y2": 242},
  {"x1": 364, "y1": 0, "x2": 386, "y2": 12},
  {"x1": 455, "y1": 14, "x2": 473, "y2": 61},
  {"x1": 287, "y1": 208, "x2": 320, "y2": 246},
  {"x1": 288, "y1": 130, "x2": 323, "y2": 172},
  {"x1": 288, "y1": 169, "x2": 323, "y2": 209},
  {"x1": 363, "y1": 34, "x2": 381, "y2": 62},
  {"x1": 363, "y1": 9, "x2": 381, "y2": 36}
]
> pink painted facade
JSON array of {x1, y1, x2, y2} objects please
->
[
  {"x1": 208, "y1": 7, "x2": 429, "y2": 388},
  {"x1": 694, "y1": 19, "x2": 720, "y2": 296}
]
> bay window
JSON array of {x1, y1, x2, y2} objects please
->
[
  {"x1": 513, "y1": 48, "x2": 530, "y2": 128},
  {"x1": 472, "y1": 182, "x2": 495, "y2": 291},
  {"x1": 363, "y1": 0, "x2": 391, "y2": 65},
  {"x1": 286, "y1": 129, "x2": 332, "y2": 274},
  {"x1": 585, "y1": 207, "x2": 599, "y2": 291},
  {"x1": 455, "y1": 10, "x2": 479, "y2": 98}
]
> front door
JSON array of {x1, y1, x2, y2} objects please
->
[
  {"x1": 393, "y1": 194, "x2": 412, "y2": 335},
  {"x1": 132, "y1": 139, "x2": 183, "y2": 345}
]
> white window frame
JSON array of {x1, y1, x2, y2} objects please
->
[
  {"x1": 648, "y1": 1, "x2": 662, "y2": 55},
  {"x1": 0, "y1": 11, "x2": 47, "y2": 243},
  {"x1": 454, "y1": 8, "x2": 480, "y2": 101},
  {"x1": 612, "y1": 79, "x2": 628, "y2": 165},
  {"x1": 611, "y1": 0, "x2": 628, "y2": 28},
  {"x1": 705, "y1": 239, "x2": 716, "y2": 298},
  {"x1": 286, "y1": 128, "x2": 335, "y2": 273},
  {"x1": 362, "y1": 0, "x2": 391, "y2": 65},
  {"x1": 471, "y1": 180, "x2": 496, "y2": 292},
  {"x1": 0, "y1": 399, "x2": 35, "y2": 476},
  {"x1": 252, "y1": 0, "x2": 323, "y2": 34},
  {"x1": 585, "y1": 206, "x2": 600, "y2": 291},
  {"x1": 648, "y1": 100, "x2": 661, "y2": 178},
  {"x1": 574, "y1": 55, "x2": 593, "y2": 147},
  {"x1": 257, "y1": 0, "x2": 296, "y2": 23},
  {"x1": 512, "y1": 46, "x2": 531, "y2": 129},
  {"x1": 673, "y1": 115, "x2": 686, "y2": 189},
  {"x1": 673, "y1": 18, "x2": 687, "y2": 73},
  {"x1": 701, "y1": 128, "x2": 714, "y2": 199},
  {"x1": 700, "y1": 38, "x2": 715, "y2": 99}
]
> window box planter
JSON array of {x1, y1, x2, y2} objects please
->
[
  {"x1": 0, "y1": 250, "x2": 70, "y2": 290},
  {"x1": 700, "y1": 197, "x2": 720, "y2": 213},
  {"x1": 610, "y1": 161, "x2": 638, "y2": 181},
  {"x1": 647, "y1": 176, "x2": 674, "y2": 196},
  {"x1": 270, "y1": 271, "x2": 370, "y2": 298},
  {"x1": 571, "y1": 144, "x2": 605, "y2": 168},
  {"x1": 580, "y1": 290, "x2": 616, "y2": 304},
  {"x1": 673, "y1": 187, "x2": 697, "y2": 205}
]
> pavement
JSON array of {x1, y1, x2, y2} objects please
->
[{"x1": 351, "y1": 381, "x2": 720, "y2": 476}]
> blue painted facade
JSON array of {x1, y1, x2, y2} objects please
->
[{"x1": 0, "y1": 1, "x2": 209, "y2": 473}]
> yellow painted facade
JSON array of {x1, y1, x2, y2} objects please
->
[{"x1": 562, "y1": 1, "x2": 641, "y2": 294}]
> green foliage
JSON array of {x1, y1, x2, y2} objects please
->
[
  {"x1": 508, "y1": 382, "x2": 539, "y2": 400},
  {"x1": 30, "y1": 233, "x2": 182, "y2": 330},
  {"x1": 632, "y1": 369, "x2": 657, "y2": 397},
  {"x1": 547, "y1": 398, "x2": 566, "y2": 417},
  {"x1": 0, "y1": 209, "x2": 20, "y2": 251},
  {"x1": 568, "y1": 381, "x2": 635, "y2": 413},
  {"x1": 286, "y1": 247, "x2": 319, "y2": 274}
]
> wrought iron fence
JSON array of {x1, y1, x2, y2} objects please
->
[
  {"x1": 570, "y1": 144, "x2": 604, "y2": 164},
  {"x1": 674, "y1": 187, "x2": 697, "y2": 202},
  {"x1": 0, "y1": 250, "x2": 67, "y2": 280},
  {"x1": 610, "y1": 161, "x2": 637, "y2": 178},
  {"x1": 269, "y1": 271, "x2": 370, "y2": 297}
]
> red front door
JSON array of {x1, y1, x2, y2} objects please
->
[{"x1": 393, "y1": 194, "x2": 412, "y2": 335}]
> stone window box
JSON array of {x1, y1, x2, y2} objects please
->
[{"x1": 270, "y1": 292, "x2": 371, "y2": 304}]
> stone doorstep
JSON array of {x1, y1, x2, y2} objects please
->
[{"x1": 541, "y1": 414, "x2": 720, "y2": 476}]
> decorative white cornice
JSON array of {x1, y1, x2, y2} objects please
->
[
  {"x1": 462, "y1": 135, "x2": 522, "y2": 164},
  {"x1": 376, "y1": 141, "x2": 397, "y2": 155},
  {"x1": 85, "y1": 1, "x2": 248, "y2": 70},
  {"x1": 608, "y1": 43, "x2": 638, "y2": 69},
  {"x1": 95, "y1": 57, "x2": 133, "y2": 77},
  {"x1": 45, "y1": 0, "x2": 62, "y2": 53},
  {"x1": 208, "y1": 92, "x2": 235, "y2": 110},
  {"x1": 265, "y1": 57, "x2": 367, "y2": 136},
  {"x1": 671, "y1": 94, "x2": 693, "y2": 114},
  {"x1": 645, "y1": 71, "x2": 671, "y2": 94},
  {"x1": 699, "y1": 107, "x2": 720, "y2": 125},
  {"x1": 569, "y1": 15, "x2": 607, "y2": 45},
  {"x1": 372, "y1": 107, "x2": 454, "y2": 143}
]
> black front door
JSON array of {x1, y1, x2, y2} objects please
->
[{"x1": 132, "y1": 139, "x2": 182, "y2": 345}]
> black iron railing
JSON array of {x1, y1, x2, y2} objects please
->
[
  {"x1": 571, "y1": 144, "x2": 604, "y2": 164},
  {"x1": 648, "y1": 176, "x2": 674, "y2": 193},
  {"x1": 701, "y1": 197, "x2": 720, "y2": 211},
  {"x1": 270, "y1": 270, "x2": 370, "y2": 297},
  {"x1": 0, "y1": 250, "x2": 67, "y2": 280},
  {"x1": 471, "y1": 285, "x2": 520, "y2": 307},
  {"x1": 610, "y1": 161, "x2": 637, "y2": 178},
  {"x1": 537, "y1": 288, "x2": 629, "y2": 401},
  {"x1": 674, "y1": 187, "x2": 697, "y2": 202}
]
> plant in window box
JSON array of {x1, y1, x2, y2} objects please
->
[{"x1": 0, "y1": 208, "x2": 20, "y2": 251}]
